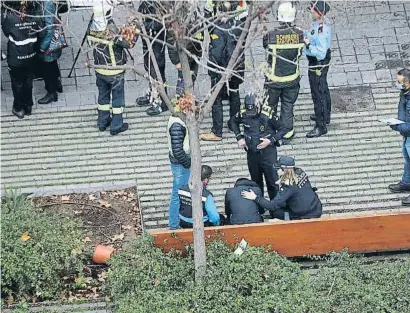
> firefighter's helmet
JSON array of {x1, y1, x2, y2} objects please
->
[{"x1": 277, "y1": 2, "x2": 296, "y2": 23}]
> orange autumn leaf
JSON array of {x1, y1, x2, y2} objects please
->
[{"x1": 21, "y1": 232, "x2": 31, "y2": 242}]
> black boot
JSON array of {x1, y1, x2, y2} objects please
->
[
  {"x1": 388, "y1": 182, "x2": 410, "y2": 193},
  {"x1": 310, "y1": 114, "x2": 330, "y2": 125},
  {"x1": 146, "y1": 102, "x2": 168, "y2": 116},
  {"x1": 38, "y1": 92, "x2": 58, "y2": 104},
  {"x1": 110, "y1": 123, "x2": 129, "y2": 136},
  {"x1": 25, "y1": 106, "x2": 32, "y2": 116},
  {"x1": 98, "y1": 118, "x2": 112, "y2": 131},
  {"x1": 402, "y1": 195, "x2": 410, "y2": 206},
  {"x1": 306, "y1": 125, "x2": 327, "y2": 138},
  {"x1": 136, "y1": 90, "x2": 151, "y2": 106},
  {"x1": 56, "y1": 79, "x2": 63, "y2": 93},
  {"x1": 12, "y1": 107, "x2": 25, "y2": 119}
]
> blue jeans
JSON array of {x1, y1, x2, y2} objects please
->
[
  {"x1": 169, "y1": 164, "x2": 190, "y2": 230},
  {"x1": 96, "y1": 72, "x2": 125, "y2": 132},
  {"x1": 402, "y1": 138, "x2": 410, "y2": 185}
]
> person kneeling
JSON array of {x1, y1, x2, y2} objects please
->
[
  {"x1": 178, "y1": 165, "x2": 221, "y2": 228},
  {"x1": 241, "y1": 156, "x2": 322, "y2": 220},
  {"x1": 225, "y1": 178, "x2": 264, "y2": 225}
]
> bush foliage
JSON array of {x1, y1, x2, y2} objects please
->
[
  {"x1": 1, "y1": 192, "x2": 86, "y2": 301},
  {"x1": 108, "y1": 236, "x2": 410, "y2": 313}
]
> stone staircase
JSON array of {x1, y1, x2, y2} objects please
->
[{"x1": 1, "y1": 85, "x2": 408, "y2": 230}]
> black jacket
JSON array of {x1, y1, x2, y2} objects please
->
[
  {"x1": 391, "y1": 90, "x2": 410, "y2": 138},
  {"x1": 138, "y1": 1, "x2": 164, "y2": 34},
  {"x1": 263, "y1": 25, "x2": 304, "y2": 88},
  {"x1": 230, "y1": 112, "x2": 282, "y2": 152},
  {"x1": 178, "y1": 184, "x2": 210, "y2": 219},
  {"x1": 225, "y1": 179, "x2": 264, "y2": 225},
  {"x1": 168, "y1": 117, "x2": 191, "y2": 168},
  {"x1": 1, "y1": 9, "x2": 39, "y2": 67},
  {"x1": 255, "y1": 169, "x2": 322, "y2": 220},
  {"x1": 208, "y1": 17, "x2": 244, "y2": 79}
]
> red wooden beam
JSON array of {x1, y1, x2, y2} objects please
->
[{"x1": 149, "y1": 212, "x2": 410, "y2": 257}]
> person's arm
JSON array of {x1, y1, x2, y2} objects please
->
[
  {"x1": 255, "y1": 186, "x2": 294, "y2": 211},
  {"x1": 39, "y1": 1, "x2": 57, "y2": 52},
  {"x1": 307, "y1": 24, "x2": 330, "y2": 61},
  {"x1": 230, "y1": 112, "x2": 243, "y2": 139},
  {"x1": 268, "y1": 116, "x2": 283, "y2": 144},
  {"x1": 205, "y1": 195, "x2": 220, "y2": 225},
  {"x1": 391, "y1": 122, "x2": 410, "y2": 137},
  {"x1": 1, "y1": 10, "x2": 12, "y2": 37},
  {"x1": 170, "y1": 123, "x2": 191, "y2": 168},
  {"x1": 254, "y1": 187, "x2": 265, "y2": 215},
  {"x1": 166, "y1": 30, "x2": 180, "y2": 65},
  {"x1": 262, "y1": 32, "x2": 269, "y2": 50},
  {"x1": 224, "y1": 191, "x2": 231, "y2": 218}
]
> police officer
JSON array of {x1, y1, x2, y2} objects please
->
[
  {"x1": 241, "y1": 156, "x2": 322, "y2": 220},
  {"x1": 200, "y1": 1, "x2": 245, "y2": 141},
  {"x1": 261, "y1": 2, "x2": 304, "y2": 142},
  {"x1": 178, "y1": 165, "x2": 221, "y2": 228},
  {"x1": 136, "y1": 1, "x2": 168, "y2": 116},
  {"x1": 87, "y1": 0, "x2": 139, "y2": 135},
  {"x1": 304, "y1": 0, "x2": 332, "y2": 138},
  {"x1": 230, "y1": 93, "x2": 281, "y2": 199}
]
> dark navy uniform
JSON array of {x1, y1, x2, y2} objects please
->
[
  {"x1": 255, "y1": 168, "x2": 322, "y2": 220},
  {"x1": 230, "y1": 94, "x2": 281, "y2": 199},
  {"x1": 305, "y1": 1, "x2": 332, "y2": 137},
  {"x1": 262, "y1": 25, "x2": 304, "y2": 140}
]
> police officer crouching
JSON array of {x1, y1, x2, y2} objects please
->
[
  {"x1": 241, "y1": 156, "x2": 322, "y2": 220},
  {"x1": 178, "y1": 165, "x2": 221, "y2": 228},
  {"x1": 305, "y1": 0, "x2": 332, "y2": 138},
  {"x1": 230, "y1": 93, "x2": 281, "y2": 200},
  {"x1": 261, "y1": 2, "x2": 304, "y2": 142}
]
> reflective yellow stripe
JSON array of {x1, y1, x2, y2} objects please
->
[
  {"x1": 283, "y1": 129, "x2": 295, "y2": 139},
  {"x1": 261, "y1": 104, "x2": 273, "y2": 118},
  {"x1": 98, "y1": 104, "x2": 111, "y2": 111},
  {"x1": 240, "y1": 104, "x2": 246, "y2": 114},
  {"x1": 95, "y1": 69, "x2": 125, "y2": 75},
  {"x1": 194, "y1": 33, "x2": 204, "y2": 40},
  {"x1": 210, "y1": 34, "x2": 219, "y2": 40},
  {"x1": 265, "y1": 43, "x2": 303, "y2": 83},
  {"x1": 87, "y1": 36, "x2": 111, "y2": 45},
  {"x1": 112, "y1": 107, "x2": 124, "y2": 114}
]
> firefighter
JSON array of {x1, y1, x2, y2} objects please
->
[
  {"x1": 260, "y1": 2, "x2": 304, "y2": 142},
  {"x1": 136, "y1": 1, "x2": 168, "y2": 116},
  {"x1": 200, "y1": 1, "x2": 245, "y2": 141},
  {"x1": 305, "y1": 0, "x2": 332, "y2": 138},
  {"x1": 87, "y1": 0, "x2": 139, "y2": 135},
  {"x1": 230, "y1": 93, "x2": 281, "y2": 200}
]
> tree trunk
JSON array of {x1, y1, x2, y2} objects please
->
[{"x1": 186, "y1": 112, "x2": 207, "y2": 283}]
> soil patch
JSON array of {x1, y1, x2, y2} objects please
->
[{"x1": 330, "y1": 86, "x2": 374, "y2": 112}]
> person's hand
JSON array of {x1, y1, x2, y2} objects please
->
[
  {"x1": 237, "y1": 138, "x2": 246, "y2": 149},
  {"x1": 176, "y1": 63, "x2": 181, "y2": 70},
  {"x1": 304, "y1": 37, "x2": 310, "y2": 45},
  {"x1": 241, "y1": 189, "x2": 257, "y2": 200},
  {"x1": 257, "y1": 138, "x2": 271, "y2": 150}
]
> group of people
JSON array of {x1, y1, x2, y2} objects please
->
[{"x1": 2, "y1": 0, "x2": 65, "y2": 120}]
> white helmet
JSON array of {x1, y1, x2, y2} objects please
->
[
  {"x1": 91, "y1": 0, "x2": 116, "y2": 31},
  {"x1": 277, "y1": 2, "x2": 296, "y2": 23}
]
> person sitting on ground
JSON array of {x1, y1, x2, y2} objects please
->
[
  {"x1": 241, "y1": 156, "x2": 322, "y2": 220},
  {"x1": 225, "y1": 178, "x2": 264, "y2": 225},
  {"x1": 178, "y1": 165, "x2": 220, "y2": 228}
]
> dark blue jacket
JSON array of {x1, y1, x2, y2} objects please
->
[
  {"x1": 391, "y1": 90, "x2": 410, "y2": 138},
  {"x1": 37, "y1": 1, "x2": 62, "y2": 62},
  {"x1": 255, "y1": 169, "x2": 322, "y2": 220}
]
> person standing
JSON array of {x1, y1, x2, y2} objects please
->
[
  {"x1": 137, "y1": 1, "x2": 168, "y2": 116},
  {"x1": 200, "y1": 1, "x2": 244, "y2": 141},
  {"x1": 304, "y1": 0, "x2": 332, "y2": 138},
  {"x1": 167, "y1": 112, "x2": 191, "y2": 230},
  {"x1": 178, "y1": 165, "x2": 220, "y2": 228},
  {"x1": 241, "y1": 156, "x2": 322, "y2": 220},
  {"x1": 87, "y1": 0, "x2": 139, "y2": 135},
  {"x1": 230, "y1": 93, "x2": 282, "y2": 200},
  {"x1": 388, "y1": 68, "x2": 410, "y2": 206},
  {"x1": 225, "y1": 178, "x2": 264, "y2": 225},
  {"x1": 261, "y1": 2, "x2": 304, "y2": 142},
  {"x1": 36, "y1": 0, "x2": 63, "y2": 105},
  {"x1": 1, "y1": 1, "x2": 39, "y2": 119}
]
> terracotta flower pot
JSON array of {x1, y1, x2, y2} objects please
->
[{"x1": 93, "y1": 244, "x2": 116, "y2": 264}]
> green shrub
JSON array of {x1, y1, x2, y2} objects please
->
[
  {"x1": 1, "y1": 193, "x2": 86, "y2": 301},
  {"x1": 107, "y1": 236, "x2": 410, "y2": 313}
]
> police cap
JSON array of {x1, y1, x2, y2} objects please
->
[
  {"x1": 274, "y1": 156, "x2": 295, "y2": 169},
  {"x1": 244, "y1": 93, "x2": 258, "y2": 116},
  {"x1": 309, "y1": 1, "x2": 330, "y2": 15}
]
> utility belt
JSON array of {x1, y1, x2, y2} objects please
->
[{"x1": 307, "y1": 49, "x2": 331, "y2": 66}]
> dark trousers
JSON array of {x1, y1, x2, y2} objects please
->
[
  {"x1": 96, "y1": 72, "x2": 125, "y2": 131},
  {"x1": 142, "y1": 37, "x2": 166, "y2": 84},
  {"x1": 42, "y1": 60, "x2": 61, "y2": 94},
  {"x1": 265, "y1": 81, "x2": 300, "y2": 135},
  {"x1": 211, "y1": 76, "x2": 241, "y2": 137},
  {"x1": 247, "y1": 146, "x2": 278, "y2": 199},
  {"x1": 308, "y1": 63, "x2": 331, "y2": 126},
  {"x1": 9, "y1": 64, "x2": 34, "y2": 112}
]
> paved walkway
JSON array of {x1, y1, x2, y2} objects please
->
[{"x1": 1, "y1": 1, "x2": 410, "y2": 230}]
